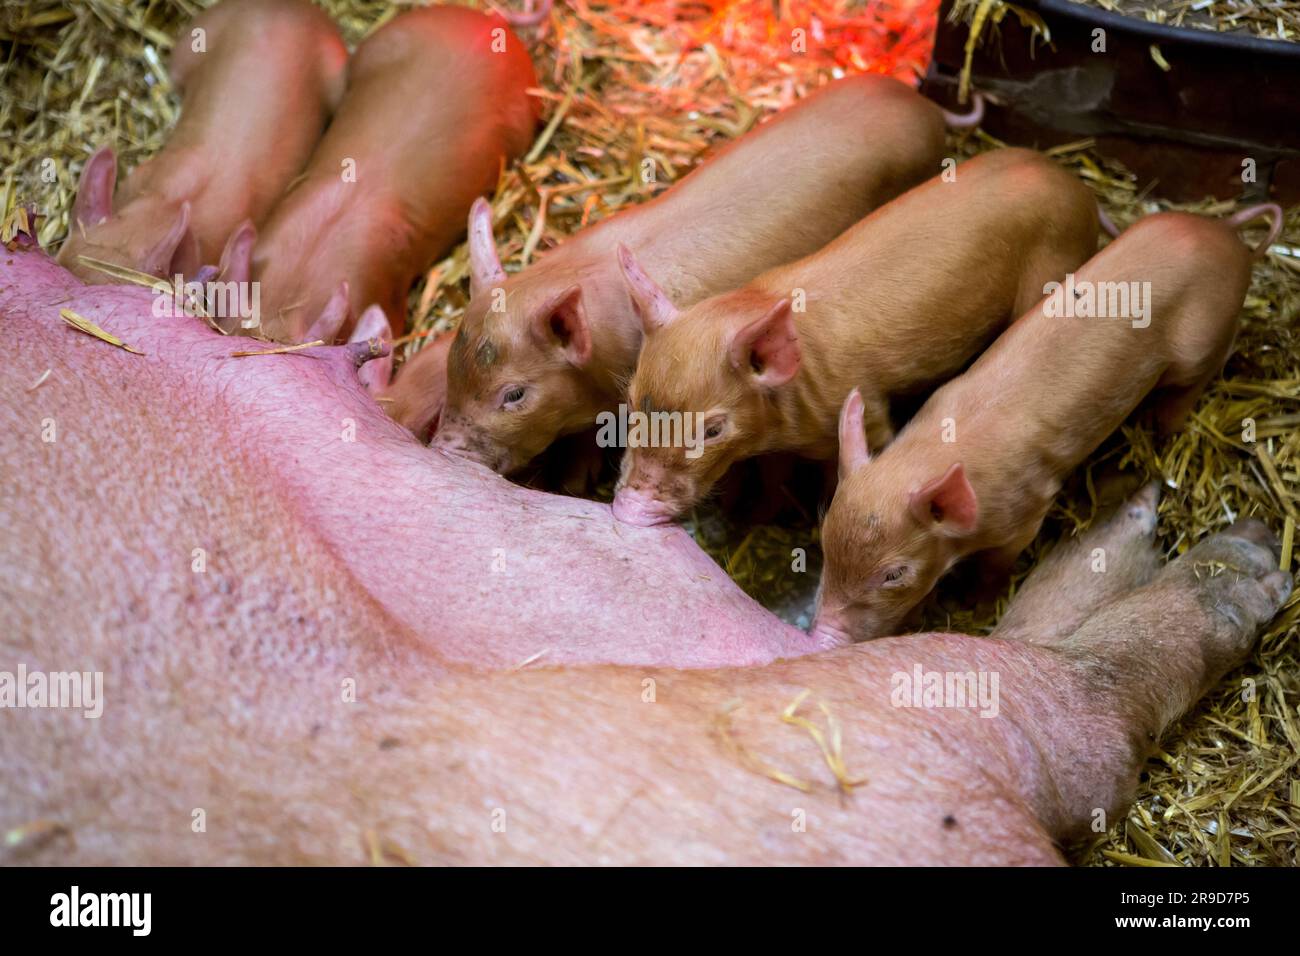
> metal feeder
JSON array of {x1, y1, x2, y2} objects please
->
[{"x1": 921, "y1": 0, "x2": 1300, "y2": 202}]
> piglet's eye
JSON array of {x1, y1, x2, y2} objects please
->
[
  {"x1": 703, "y1": 417, "x2": 726, "y2": 441},
  {"x1": 882, "y1": 567, "x2": 906, "y2": 585},
  {"x1": 502, "y1": 386, "x2": 526, "y2": 408}
]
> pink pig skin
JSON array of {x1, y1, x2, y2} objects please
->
[{"x1": 0, "y1": 245, "x2": 1289, "y2": 864}]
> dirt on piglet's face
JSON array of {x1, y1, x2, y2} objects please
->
[
  {"x1": 438, "y1": 291, "x2": 608, "y2": 474},
  {"x1": 816, "y1": 464, "x2": 950, "y2": 642}
]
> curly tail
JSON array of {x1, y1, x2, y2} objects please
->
[
  {"x1": 498, "y1": 0, "x2": 552, "y2": 29},
  {"x1": 1226, "y1": 203, "x2": 1284, "y2": 259},
  {"x1": 1098, "y1": 203, "x2": 1283, "y2": 257},
  {"x1": 1097, "y1": 205, "x2": 1121, "y2": 239},
  {"x1": 940, "y1": 91, "x2": 984, "y2": 130}
]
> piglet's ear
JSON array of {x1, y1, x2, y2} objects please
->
[
  {"x1": 140, "y1": 201, "x2": 194, "y2": 278},
  {"x1": 302, "y1": 281, "x2": 352, "y2": 344},
  {"x1": 616, "y1": 243, "x2": 678, "y2": 334},
  {"x1": 218, "y1": 219, "x2": 256, "y2": 287},
  {"x1": 837, "y1": 388, "x2": 871, "y2": 481},
  {"x1": 908, "y1": 463, "x2": 978, "y2": 535},
  {"x1": 388, "y1": 330, "x2": 454, "y2": 442},
  {"x1": 728, "y1": 298, "x2": 799, "y2": 388},
  {"x1": 468, "y1": 197, "x2": 506, "y2": 298},
  {"x1": 71, "y1": 146, "x2": 118, "y2": 229},
  {"x1": 530, "y1": 284, "x2": 591, "y2": 367},
  {"x1": 208, "y1": 220, "x2": 256, "y2": 330}
]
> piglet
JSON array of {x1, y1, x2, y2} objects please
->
[
  {"x1": 384, "y1": 330, "x2": 456, "y2": 441},
  {"x1": 57, "y1": 0, "x2": 347, "y2": 283},
  {"x1": 812, "y1": 204, "x2": 1284, "y2": 643},
  {"x1": 611, "y1": 148, "x2": 1100, "y2": 525},
  {"x1": 219, "y1": 5, "x2": 540, "y2": 343},
  {"x1": 429, "y1": 75, "x2": 960, "y2": 472}
]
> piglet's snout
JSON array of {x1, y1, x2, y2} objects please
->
[
  {"x1": 615, "y1": 458, "x2": 695, "y2": 524},
  {"x1": 808, "y1": 611, "x2": 855, "y2": 648},
  {"x1": 611, "y1": 487, "x2": 677, "y2": 527},
  {"x1": 431, "y1": 426, "x2": 506, "y2": 473}
]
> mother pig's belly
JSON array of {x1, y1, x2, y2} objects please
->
[{"x1": 0, "y1": 249, "x2": 817, "y2": 669}]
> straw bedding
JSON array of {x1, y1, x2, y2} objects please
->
[
  {"x1": 1, "y1": 0, "x2": 1295, "y2": 865},
  {"x1": 1067, "y1": 0, "x2": 1300, "y2": 42}
]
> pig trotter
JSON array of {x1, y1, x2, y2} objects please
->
[
  {"x1": 1148, "y1": 519, "x2": 1291, "y2": 651},
  {"x1": 1004, "y1": 518, "x2": 1290, "y2": 838}
]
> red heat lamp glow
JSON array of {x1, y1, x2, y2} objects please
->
[{"x1": 690, "y1": 0, "x2": 941, "y2": 84}]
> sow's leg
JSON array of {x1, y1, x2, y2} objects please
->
[
  {"x1": 78, "y1": 509, "x2": 1281, "y2": 865},
  {"x1": 993, "y1": 482, "x2": 1162, "y2": 645},
  {"x1": 373, "y1": 502, "x2": 1287, "y2": 864},
  {"x1": 983, "y1": 512, "x2": 1291, "y2": 839}
]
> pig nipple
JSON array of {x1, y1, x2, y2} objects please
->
[{"x1": 344, "y1": 337, "x2": 390, "y2": 368}]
